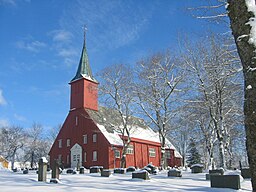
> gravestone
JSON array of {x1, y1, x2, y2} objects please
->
[
  {"x1": 23, "y1": 169, "x2": 28, "y2": 174},
  {"x1": 126, "y1": 166, "x2": 136, "y2": 172},
  {"x1": 101, "y1": 170, "x2": 111, "y2": 177},
  {"x1": 132, "y1": 170, "x2": 150, "y2": 180},
  {"x1": 241, "y1": 168, "x2": 251, "y2": 179},
  {"x1": 210, "y1": 175, "x2": 240, "y2": 190},
  {"x1": 168, "y1": 169, "x2": 182, "y2": 177},
  {"x1": 191, "y1": 164, "x2": 204, "y2": 173},
  {"x1": 89, "y1": 166, "x2": 103, "y2": 173},
  {"x1": 114, "y1": 168, "x2": 125, "y2": 174},
  {"x1": 79, "y1": 167, "x2": 85, "y2": 174},
  {"x1": 50, "y1": 160, "x2": 60, "y2": 183},
  {"x1": 38, "y1": 157, "x2": 48, "y2": 182}
]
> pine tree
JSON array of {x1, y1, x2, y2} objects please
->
[{"x1": 187, "y1": 138, "x2": 201, "y2": 167}]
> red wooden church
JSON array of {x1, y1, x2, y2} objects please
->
[{"x1": 49, "y1": 35, "x2": 182, "y2": 169}]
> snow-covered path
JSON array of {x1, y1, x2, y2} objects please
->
[{"x1": 0, "y1": 170, "x2": 252, "y2": 192}]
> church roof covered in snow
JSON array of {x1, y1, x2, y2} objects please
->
[{"x1": 87, "y1": 106, "x2": 182, "y2": 158}]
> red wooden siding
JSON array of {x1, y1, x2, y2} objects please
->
[
  {"x1": 49, "y1": 108, "x2": 110, "y2": 169},
  {"x1": 70, "y1": 78, "x2": 98, "y2": 111}
]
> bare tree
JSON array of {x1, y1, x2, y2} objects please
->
[
  {"x1": 0, "y1": 126, "x2": 25, "y2": 169},
  {"x1": 135, "y1": 50, "x2": 184, "y2": 169},
  {"x1": 97, "y1": 64, "x2": 135, "y2": 168},
  {"x1": 227, "y1": 0, "x2": 256, "y2": 189},
  {"x1": 182, "y1": 35, "x2": 242, "y2": 169},
  {"x1": 23, "y1": 123, "x2": 49, "y2": 168}
]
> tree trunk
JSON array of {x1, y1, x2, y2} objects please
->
[
  {"x1": 218, "y1": 139, "x2": 226, "y2": 169},
  {"x1": 227, "y1": 0, "x2": 256, "y2": 190},
  {"x1": 30, "y1": 151, "x2": 34, "y2": 169}
]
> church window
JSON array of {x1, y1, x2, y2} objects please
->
[
  {"x1": 83, "y1": 134, "x2": 87, "y2": 144},
  {"x1": 127, "y1": 145, "x2": 134, "y2": 154},
  {"x1": 166, "y1": 150, "x2": 171, "y2": 159},
  {"x1": 93, "y1": 133, "x2": 97, "y2": 143},
  {"x1": 67, "y1": 139, "x2": 70, "y2": 147},
  {"x1": 58, "y1": 139, "x2": 62, "y2": 148},
  {"x1": 93, "y1": 151, "x2": 97, "y2": 161},
  {"x1": 149, "y1": 148, "x2": 156, "y2": 157},
  {"x1": 84, "y1": 152, "x2": 87, "y2": 162},
  {"x1": 115, "y1": 150, "x2": 120, "y2": 158},
  {"x1": 73, "y1": 155, "x2": 76, "y2": 162},
  {"x1": 58, "y1": 154, "x2": 62, "y2": 163}
]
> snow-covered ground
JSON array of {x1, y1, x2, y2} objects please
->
[{"x1": 0, "y1": 168, "x2": 252, "y2": 192}]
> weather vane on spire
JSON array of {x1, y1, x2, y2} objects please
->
[{"x1": 83, "y1": 25, "x2": 87, "y2": 46}]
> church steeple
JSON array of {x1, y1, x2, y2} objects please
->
[
  {"x1": 71, "y1": 26, "x2": 97, "y2": 83},
  {"x1": 69, "y1": 27, "x2": 98, "y2": 111}
]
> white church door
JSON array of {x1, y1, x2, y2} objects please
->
[{"x1": 70, "y1": 143, "x2": 82, "y2": 168}]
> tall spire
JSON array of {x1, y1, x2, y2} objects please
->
[{"x1": 71, "y1": 26, "x2": 97, "y2": 83}]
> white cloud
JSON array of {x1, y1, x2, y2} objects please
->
[
  {"x1": 59, "y1": 0, "x2": 155, "y2": 50},
  {"x1": 16, "y1": 40, "x2": 46, "y2": 52},
  {"x1": 0, "y1": 0, "x2": 31, "y2": 6},
  {"x1": 0, "y1": 118, "x2": 9, "y2": 127},
  {"x1": 50, "y1": 30, "x2": 73, "y2": 42},
  {"x1": 14, "y1": 114, "x2": 27, "y2": 122},
  {"x1": 0, "y1": 0, "x2": 16, "y2": 6},
  {"x1": 58, "y1": 48, "x2": 77, "y2": 57},
  {"x1": 0, "y1": 89, "x2": 7, "y2": 105}
]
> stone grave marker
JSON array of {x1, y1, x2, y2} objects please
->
[{"x1": 38, "y1": 157, "x2": 48, "y2": 182}]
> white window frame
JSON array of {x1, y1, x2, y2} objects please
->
[
  {"x1": 166, "y1": 150, "x2": 171, "y2": 159},
  {"x1": 58, "y1": 139, "x2": 62, "y2": 148},
  {"x1": 58, "y1": 154, "x2": 62, "y2": 163},
  {"x1": 127, "y1": 145, "x2": 134, "y2": 154},
  {"x1": 93, "y1": 151, "x2": 97, "y2": 161},
  {"x1": 115, "y1": 150, "x2": 120, "y2": 158},
  {"x1": 67, "y1": 139, "x2": 70, "y2": 147},
  {"x1": 83, "y1": 134, "x2": 87, "y2": 144},
  {"x1": 149, "y1": 148, "x2": 156, "y2": 157},
  {"x1": 93, "y1": 134, "x2": 97, "y2": 143}
]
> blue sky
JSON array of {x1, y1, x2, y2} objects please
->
[{"x1": 0, "y1": 0, "x2": 225, "y2": 133}]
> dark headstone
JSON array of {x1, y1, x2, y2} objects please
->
[
  {"x1": 101, "y1": 170, "x2": 111, "y2": 177},
  {"x1": 132, "y1": 171, "x2": 150, "y2": 180},
  {"x1": 146, "y1": 164, "x2": 157, "y2": 174},
  {"x1": 210, "y1": 175, "x2": 240, "y2": 190},
  {"x1": 79, "y1": 167, "x2": 85, "y2": 174},
  {"x1": 23, "y1": 169, "x2": 29, "y2": 174},
  {"x1": 66, "y1": 169, "x2": 74, "y2": 174},
  {"x1": 241, "y1": 168, "x2": 251, "y2": 178},
  {"x1": 50, "y1": 159, "x2": 60, "y2": 183},
  {"x1": 114, "y1": 168, "x2": 126, "y2": 174},
  {"x1": 126, "y1": 166, "x2": 136, "y2": 172},
  {"x1": 141, "y1": 167, "x2": 151, "y2": 173},
  {"x1": 12, "y1": 168, "x2": 17, "y2": 172},
  {"x1": 38, "y1": 157, "x2": 48, "y2": 182},
  {"x1": 168, "y1": 169, "x2": 182, "y2": 177},
  {"x1": 191, "y1": 164, "x2": 204, "y2": 173},
  {"x1": 90, "y1": 167, "x2": 101, "y2": 173}
]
